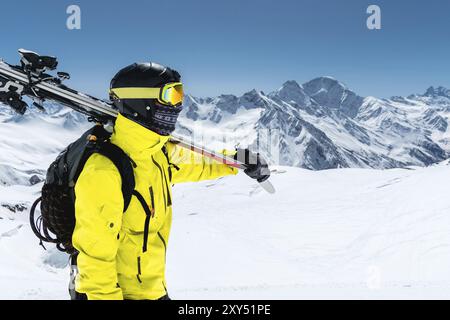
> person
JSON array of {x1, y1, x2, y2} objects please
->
[{"x1": 70, "y1": 62, "x2": 270, "y2": 300}]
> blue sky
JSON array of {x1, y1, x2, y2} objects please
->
[{"x1": 1, "y1": 0, "x2": 449, "y2": 99}]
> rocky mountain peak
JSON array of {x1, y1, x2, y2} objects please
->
[
  {"x1": 424, "y1": 86, "x2": 450, "y2": 98},
  {"x1": 302, "y1": 77, "x2": 364, "y2": 118},
  {"x1": 272, "y1": 80, "x2": 309, "y2": 106}
]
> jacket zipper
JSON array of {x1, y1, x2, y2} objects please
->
[
  {"x1": 135, "y1": 187, "x2": 156, "y2": 283},
  {"x1": 152, "y1": 156, "x2": 171, "y2": 207},
  {"x1": 132, "y1": 190, "x2": 153, "y2": 253},
  {"x1": 133, "y1": 154, "x2": 171, "y2": 284},
  {"x1": 162, "y1": 167, "x2": 172, "y2": 207},
  {"x1": 149, "y1": 186, "x2": 155, "y2": 217},
  {"x1": 161, "y1": 148, "x2": 173, "y2": 206},
  {"x1": 136, "y1": 256, "x2": 142, "y2": 283}
]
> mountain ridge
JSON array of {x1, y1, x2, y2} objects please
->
[
  {"x1": 1, "y1": 77, "x2": 450, "y2": 184},
  {"x1": 180, "y1": 77, "x2": 450, "y2": 170}
]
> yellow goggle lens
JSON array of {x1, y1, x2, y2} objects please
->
[
  {"x1": 161, "y1": 83, "x2": 184, "y2": 106},
  {"x1": 110, "y1": 83, "x2": 184, "y2": 106}
]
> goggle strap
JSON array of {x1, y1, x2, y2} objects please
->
[{"x1": 110, "y1": 87, "x2": 161, "y2": 99}]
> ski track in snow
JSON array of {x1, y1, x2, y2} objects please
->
[{"x1": 1, "y1": 164, "x2": 450, "y2": 299}]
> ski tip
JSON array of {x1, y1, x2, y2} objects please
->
[{"x1": 259, "y1": 179, "x2": 276, "y2": 194}]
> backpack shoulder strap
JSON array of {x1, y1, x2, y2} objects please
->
[{"x1": 95, "y1": 142, "x2": 136, "y2": 212}]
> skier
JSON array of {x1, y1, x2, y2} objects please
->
[{"x1": 70, "y1": 62, "x2": 270, "y2": 300}]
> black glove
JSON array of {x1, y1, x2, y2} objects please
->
[{"x1": 235, "y1": 148, "x2": 271, "y2": 183}]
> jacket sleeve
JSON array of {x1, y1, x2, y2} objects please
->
[
  {"x1": 166, "y1": 141, "x2": 238, "y2": 184},
  {"x1": 72, "y1": 154, "x2": 124, "y2": 300}
]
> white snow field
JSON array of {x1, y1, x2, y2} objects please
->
[{"x1": 1, "y1": 163, "x2": 450, "y2": 299}]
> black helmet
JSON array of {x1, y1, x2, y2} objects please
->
[{"x1": 110, "y1": 62, "x2": 183, "y2": 136}]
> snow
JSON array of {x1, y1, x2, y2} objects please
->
[
  {"x1": 1, "y1": 163, "x2": 450, "y2": 299},
  {"x1": 0, "y1": 107, "x2": 90, "y2": 187},
  {"x1": 178, "y1": 106, "x2": 263, "y2": 150}
]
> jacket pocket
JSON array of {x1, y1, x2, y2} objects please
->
[{"x1": 134, "y1": 241, "x2": 166, "y2": 287}]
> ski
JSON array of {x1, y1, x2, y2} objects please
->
[
  {"x1": 168, "y1": 136, "x2": 276, "y2": 194},
  {"x1": 0, "y1": 49, "x2": 275, "y2": 194}
]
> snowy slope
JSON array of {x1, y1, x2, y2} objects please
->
[
  {"x1": 1, "y1": 163, "x2": 450, "y2": 299},
  {"x1": 0, "y1": 103, "x2": 90, "y2": 216}
]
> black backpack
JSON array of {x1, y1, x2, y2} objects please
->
[{"x1": 30, "y1": 124, "x2": 136, "y2": 254}]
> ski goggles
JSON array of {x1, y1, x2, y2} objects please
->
[{"x1": 110, "y1": 82, "x2": 184, "y2": 107}]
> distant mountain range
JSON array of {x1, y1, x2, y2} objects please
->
[{"x1": 178, "y1": 77, "x2": 450, "y2": 170}]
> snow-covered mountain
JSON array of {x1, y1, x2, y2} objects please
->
[
  {"x1": 0, "y1": 102, "x2": 90, "y2": 188},
  {"x1": 1, "y1": 78, "x2": 450, "y2": 187},
  {"x1": 179, "y1": 78, "x2": 450, "y2": 170},
  {"x1": 2, "y1": 80, "x2": 450, "y2": 299}
]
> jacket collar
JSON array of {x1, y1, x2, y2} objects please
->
[{"x1": 110, "y1": 113, "x2": 170, "y2": 157}]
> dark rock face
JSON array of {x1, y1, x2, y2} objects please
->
[
  {"x1": 423, "y1": 109, "x2": 448, "y2": 132},
  {"x1": 302, "y1": 77, "x2": 364, "y2": 118},
  {"x1": 424, "y1": 86, "x2": 450, "y2": 99},
  {"x1": 216, "y1": 95, "x2": 240, "y2": 114},
  {"x1": 1, "y1": 203, "x2": 27, "y2": 213},
  {"x1": 29, "y1": 175, "x2": 42, "y2": 186},
  {"x1": 274, "y1": 80, "x2": 310, "y2": 106}
]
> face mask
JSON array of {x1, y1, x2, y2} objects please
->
[{"x1": 148, "y1": 103, "x2": 183, "y2": 136}]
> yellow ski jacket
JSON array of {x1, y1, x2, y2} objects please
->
[{"x1": 72, "y1": 114, "x2": 237, "y2": 300}]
